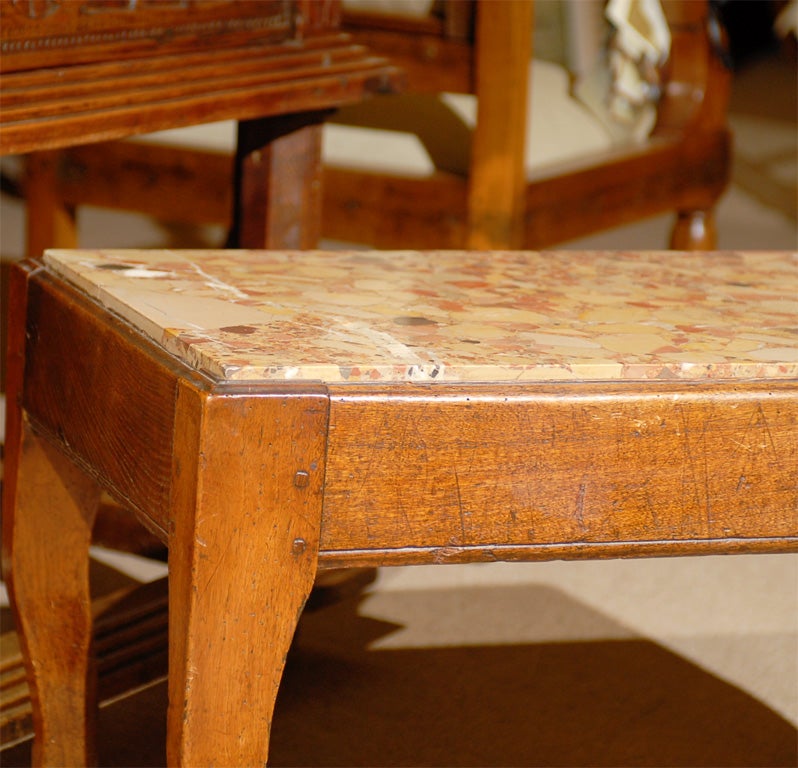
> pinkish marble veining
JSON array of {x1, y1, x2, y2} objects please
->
[{"x1": 44, "y1": 249, "x2": 798, "y2": 383}]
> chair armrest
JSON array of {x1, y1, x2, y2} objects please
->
[{"x1": 654, "y1": 0, "x2": 731, "y2": 135}]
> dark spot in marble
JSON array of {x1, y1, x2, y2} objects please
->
[
  {"x1": 96, "y1": 263, "x2": 135, "y2": 270},
  {"x1": 220, "y1": 325, "x2": 257, "y2": 335},
  {"x1": 393, "y1": 316, "x2": 437, "y2": 326}
]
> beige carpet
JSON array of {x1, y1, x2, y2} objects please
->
[{"x1": 1, "y1": 43, "x2": 797, "y2": 768}]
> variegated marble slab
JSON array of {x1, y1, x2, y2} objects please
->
[{"x1": 45, "y1": 249, "x2": 798, "y2": 383}]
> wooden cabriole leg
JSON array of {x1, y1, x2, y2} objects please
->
[
  {"x1": 2, "y1": 421, "x2": 101, "y2": 767},
  {"x1": 2, "y1": 260, "x2": 100, "y2": 766},
  {"x1": 670, "y1": 209, "x2": 718, "y2": 250},
  {"x1": 167, "y1": 383, "x2": 329, "y2": 767}
]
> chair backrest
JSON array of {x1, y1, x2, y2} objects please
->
[{"x1": 0, "y1": 0, "x2": 333, "y2": 73}]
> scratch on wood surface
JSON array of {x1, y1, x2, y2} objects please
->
[
  {"x1": 197, "y1": 536, "x2": 234, "y2": 601},
  {"x1": 702, "y1": 421, "x2": 712, "y2": 534},
  {"x1": 679, "y1": 406, "x2": 704, "y2": 517},
  {"x1": 454, "y1": 465, "x2": 466, "y2": 542},
  {"x1": 644, "y1": 492, "x2": 659, "y2": 528},
  {"x1": 575, "y1": 482, "x2": 587, "y2": 532},
  {"x1": 755, "y1": 402, "x2": 779, "y2": 458}
]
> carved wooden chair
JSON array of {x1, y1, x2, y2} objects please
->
[
  {"x1": 323, "y1": 0, "x2": 732, "y2": 249},
  {"x1": 14, "y1": 0, "x2": 731, "y2": 253},
  {"x1": 0, "y1": 0, "x2": 400, "y2": 256}
]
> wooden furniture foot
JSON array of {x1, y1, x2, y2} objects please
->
[
  {"x1": 671, "y1": 209, "x2": 718, "y2": 249},
  {"x1": 166, "y1": 384, "x2": 328, "y2": 766},
  {"x1": 2, "y1": 422, "x2": 101, "y2": 767}
]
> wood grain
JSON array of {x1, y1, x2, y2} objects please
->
[
  {"x1": 3, "y1": 421, "x2": 101, "y2": 767},
  {"x1": 21, "y1": 268, "x2": 190, "y2": 537},
  {"x1": 23, "y1": 152, "x2": 77, "y2": 259},
  {"x1": 323, "y1": 165, "x2": 467, "y2": 248},
  {"x1": 167, "y1": 383, "x2": 328, "y2": 766},
  {"x1": 322, "y1": 130, "x2": 729, "y2": 250},
  {"x1": 2, "y1": 0, "x2": 402, "y2": 267},
  {"x1": 0, "y1": 0, "x2": 402, "y2": 157},
  {"x1": 523, "y1": 131, "x2": 730, "y2": 248},
  {"x1": 12, "y1": 0, "x2": 731, "y2": 253},
  {"x1": 231, "y1": 114, "x2": 327, "y2": 249},
  {"x1": 466, "y1": 0, "x2": 533, "y2": 249},
  {"x1": 6, "y1": 249, "x2": 796, "y2": 767},
  {"x1": 327, "y1": 0, "x2": 730, "y2": 250},
  {"x1": 1, "y1": 259, "x2": 37, "y2": 553},
  {"x1": 341, "y1": 4, "x2": 473, "y2": 93},
  {"x1": 57, "y1": 141, "x2": 233, "y2": 227},
  {"x1": 1, "y1": 45, "x2": 384, "y2": 121},
  {"x1": 0, "y1": 0, "x2": 293, "y2": 73},
  {"x1": 320, "y1": 382, "x2": 798, "y2": 560}
]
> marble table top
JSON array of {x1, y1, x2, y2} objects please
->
[{"x1": 44, "y1": 249, "x2": 798, "y2": 383}]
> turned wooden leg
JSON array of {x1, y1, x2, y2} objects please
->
[
  {"x1": 670, "y1": 209, "x2": 718, "y2": 250},
  {"x1": 25, "y1": 151, "x2": 78, "y2": 258},
  {"x1": 2, "y1": 422, "x2": 101, "y2": 767},
  {"x1": 166, "y1": 383, "x2": 329, "y2": 767}
]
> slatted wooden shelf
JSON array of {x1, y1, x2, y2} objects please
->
[{"x1": 1, "y1": 577, "x2": 169, "y2": 748}]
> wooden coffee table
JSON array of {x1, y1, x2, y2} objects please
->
[{"x1": 4, "y1": 249, "x2": 797, "y2": 766}]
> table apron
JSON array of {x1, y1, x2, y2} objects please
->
[
  {"x1": 18, "y1": 270, "x2": 798, "y2": 566},
  {"x1": 318, "y1": 383, "x2": 798, "y2": 564}
]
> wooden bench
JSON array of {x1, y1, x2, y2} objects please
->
[{"x1": 4, "y1": 247, "x2": 796, "y2": 765}]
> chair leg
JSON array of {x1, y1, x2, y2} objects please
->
[
  {"x1": 229, "y1": 112, "x2": 329, "y2": 249},
  {"x1": 466, "y1": 0, "x2": 533, "y2": 249},
  {"x1": 25, "y1": 151, "x2": 78, "y2": 258},
  {"x1": 670, "y1": 209, "x2": 718, "y2": 250}
]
